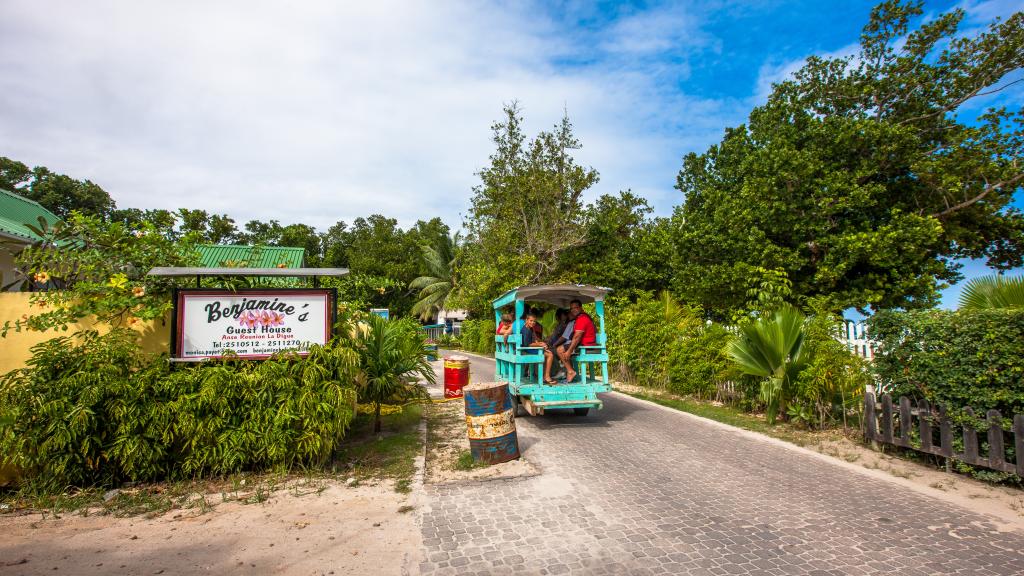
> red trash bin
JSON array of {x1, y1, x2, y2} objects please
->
[{"x1": 443, "y1": 355, "x2": 470, "y2": 398}]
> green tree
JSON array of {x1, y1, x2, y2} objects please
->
[
  {"x1": 0, "y1": 157, "x2": 116, "y2": 219},
  {"x1": 456, "y1": 103, "x2": 599, "y2": 316},
  {"x1": 959, "y1": 274, "x2": 1024, "y2": 309},
  {"x1": 347, "y1": 215, "x2": 419, "y2": 280},
  {"x1": 673, "y1": 1, "x2": 1024, "y2": 317},
  {"x1": 409, "y1": 234, "x2": 459, "y2": 322},
  {"x1": 3, "y1": 213, "x2": 200, "y2": 335},
  {"x1": 321, "y1": 220, "x2": 353, "y2": 268},
  {"x1": 567, "y1": 191, "x2": 674, "y2": 297},
  {"x1": 279, "y1": 223, "x2": 322, "y2": 266},
  {"x1": 352, "y1": 315, "x2": 434, "y2": 433}
]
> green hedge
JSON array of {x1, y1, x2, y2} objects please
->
[
  {"x1": 606, "y1": 293, "x2": 735, "y2": 399},
  {"x1": 459, "y1": 318, "x2": 496, "y2": 355},
  {"x1": 868, "y1": 309, "x2": 1024, "y2": 417},
  {"x1": 0, "y1": 330, "x2": 358, "y2": 490}
]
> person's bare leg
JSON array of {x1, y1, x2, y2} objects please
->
[
  {"x1": 558, "y1": 346, "x2": 577, "y2": 381},
  {"x1": 543, "y1": 350, "x2": 555, "y2": 383}
]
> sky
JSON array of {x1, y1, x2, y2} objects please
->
[{"x1": 0, "y1": 0, "x2": 1021, "y2": 308}]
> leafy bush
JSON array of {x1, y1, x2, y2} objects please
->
[
  {"x1": 458, "y1": 318, "x2": 496, "y2": 355},
  {"x1": 667, "y1": 322, "x2": 735, "y2": 399},
  {"x1": 0, "y1": 330, "x2": 358, "y2": 490},
  {"x1": 605, "y1": 293, "x2": 682, "y2": 388},
  {"x1": 791, "y1": 307, "x2": 869, "y2": 429},
  {"x1": 4, "y1": 213, "x2": 199, "y2": 335},
  {"x1": 868, "y1": 309, "x2": 1024, "y2": 418}
]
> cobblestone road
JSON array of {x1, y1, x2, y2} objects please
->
[{"x1": 420, "y1": 354, "x2": 1024, "y2": 575}]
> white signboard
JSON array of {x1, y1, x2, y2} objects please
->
[{"x1": 175, "y1": 290, "x2": 333, "y2": 360}]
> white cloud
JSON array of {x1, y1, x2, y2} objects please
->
[{"x1": 0, "y1": 1, "x2": 744, "y2": 230}]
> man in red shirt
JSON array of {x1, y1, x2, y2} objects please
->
[{"x1": 550, "y1": 299, "x2": 597, "y2": 383}]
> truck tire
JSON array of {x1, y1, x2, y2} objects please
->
[{"x1": 573, "y1": 407, "x2": 590, "y2": 417}]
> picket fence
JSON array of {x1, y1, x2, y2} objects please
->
[{"x1": 864, "y1": 391, "x2": 1024, "y2": 476}]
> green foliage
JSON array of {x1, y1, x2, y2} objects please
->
[
  {"x1": 606, "y1": 292, "x2": 735, "y2": 399},
  {"x1": 672, "y1": 2, "x2": 1024, "y2": 318},
  {"x1": 727, "y1": 305, "x2": 809, "y2": 424},
  {"x1": 565, "y1": 191, "x2": 674, "y2": 297},
  {"x1": 0, "y1": 330, "x2": 358, "y2": 490},
  {"x1": 454, "y1": 103, "x2": 599, "y2": 316},
  {"x1": 959, "y1": 274, "x2": 1024, "y2": 310},
  {"x1": 0, "y1": 157, "x2": 115, "y2": 219},
  {"x1": 3, "y1": 213, "x2": 199, "y2": 335},
  {"x1": 667, "y1": 322, "x2": 736, "y2": 400},
  {"x1": 868, "y1": 309, "x2": 1024, "y2": 418},
  {"x1": 458, "y1": 318, "x2": 496, "y2": 355},
  {"x1": 350, "y1": 315, "x2": 434, "y2": 433},
  {"x1": 410, "y1": 233, "x2": 459, "y2": 321},
  {"x1": 323, "y1": 274, "x2": 405, "y2": 315},
  {"x1": 792, "y1": 303, "x2": 870, "y2": 429}
]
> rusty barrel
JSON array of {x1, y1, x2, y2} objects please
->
[
  {"x1": 443, "y1": 355, "x2": 470, "y2": 398},
  {"x1": 463, "y1": 382, "x2": 520, "y2": 464}
]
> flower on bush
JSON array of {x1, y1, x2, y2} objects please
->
[
  {"x1": 33, "y1": 271, "x2": 50, "y2": 283},
  {"x1": 132, "y1": 286, "x2": 146, "y2": 298}
]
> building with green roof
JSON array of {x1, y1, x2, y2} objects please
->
[
  {"x1": 0, "y1": 188, "x2": 62, "y2": 290},
  {"x1": 195, "y1": 244, "x2": 305, "y2": 269}
]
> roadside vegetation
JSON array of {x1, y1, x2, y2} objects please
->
[{"x1": 1, "y1": 0, "x2": 1022, "y2": 506}]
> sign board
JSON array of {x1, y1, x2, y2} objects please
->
[
  {"x1": 370, "y1": 308, "x2": 390, "y2": 319},
  {"x1": 173, "y1": 289, "x2": 335, "y2": 360}
]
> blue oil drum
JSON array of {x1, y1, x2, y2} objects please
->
[{"x1": 463, "y1": 381, "x2": 520, "y2": 464}]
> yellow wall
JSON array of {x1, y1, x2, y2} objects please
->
[{"x1": 0, "y1": 292, "x2": 171, "y2": 375}]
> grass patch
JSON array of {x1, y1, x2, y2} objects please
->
[
  {"x1": 334, "y1": 403, "x2": 424, "y2": 492},
  {"x1": 620, "y1": 389, "x2": 844, "y2": 447},
  {"x1": 455, "y1": 451, "x2": 486, "y2": 471}
]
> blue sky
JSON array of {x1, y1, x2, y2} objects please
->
[{"x1": 0, "y1": 0, "x2": 1020, "y2": 309}]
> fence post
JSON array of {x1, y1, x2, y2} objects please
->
[
  {"x1": 939, "y1": 404, "x2": 953, "y2": 472},
  {"x1": 864, "y1": 390, "x2": 877, "y2": 445},
  {"x1": 919, "y1": 399, "x2": 932, "y2": 453},
  {"x1": 987, "y1": 410, "x2": 1005, "y2": 471},
  {"x1": 1015, "y1": 414, "x2": 1024, "y2": 478},
  {"x1": 899, "y1": 396, "x2": 912, "y2": 447},
  {"x1": 881, "y1": 394, "x2": 894, "y2": 445},
  {"x1": 963, "y1": 407, "x2": 980, "y2": 466}
]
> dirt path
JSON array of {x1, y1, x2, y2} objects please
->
[{"x1": 1, "y1": 481, "x2": 418, "y2": 576}]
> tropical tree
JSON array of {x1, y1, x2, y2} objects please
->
[
  {"x1": 673, "y1": 1, "x2": 1024, "y2": 317},
  {"x1": 352, "y1": 315, "x2": 435, "y2": 433},
  {"x1": 410, "y1": 234, "x2": 459, "y2": 322},
  {"x1": 959, "y1": 274, "x2": 1024, "y2": 309},
  {"x1": 455, "y1": 102, "x2": 599, "y2": 316},
  {"x1": 727, "y1": 304, "x2": 810, "y2": 424}
]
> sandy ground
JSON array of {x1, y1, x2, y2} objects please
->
[
  {"x1": 613, "y1": 383, "x2": 1024, "y2": 531},
  {"x1": 424, "y1": 399, "x2": 539, "y2": 484},
  {"x1": 0, "y1": 480, "x2": 420, "y2": 576}
]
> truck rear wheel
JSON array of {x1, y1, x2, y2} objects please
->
[{"x1": 511, "y1": 394, "x2": 524, "y2": 417}]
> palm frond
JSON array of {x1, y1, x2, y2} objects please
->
[{"x1": 959, "y1": 275, "x2": 1024, "y2": 310}]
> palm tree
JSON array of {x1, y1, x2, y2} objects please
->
[
  {"x1": 355, "y1": 314, "x2": 435, "y2": 433},
  {"x1": 726, "y1": 304, "x2": 809, "y2": 424},
  {"x1": 409, "y1": 234, "x2": 459, "y2": 322},
  {"x1": 958, "y1": 274, "x2": 1024, "y2": 310}
]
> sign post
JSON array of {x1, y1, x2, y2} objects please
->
[{"x1": 172, "y1": 288, "x2": 336, "y2": 360}]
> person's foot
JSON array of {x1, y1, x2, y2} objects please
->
[{"x1": 564, "y1": 369, "x2": 577, "y2": 382}]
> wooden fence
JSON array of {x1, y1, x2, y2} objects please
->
[{"x1": 864, "y1": 391, "x2": 1024, "y2": 476}]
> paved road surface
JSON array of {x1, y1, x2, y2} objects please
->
[{"x1": 419, "y1": 353, "x2": 1024, "y2": 575}]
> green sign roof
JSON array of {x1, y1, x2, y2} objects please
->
[
  {"x1": 0, "y1": 188, "x2": 61, "y2": 243},
  {"x1": 196, "y1": 244, "x2": 305, "y2": 269}
]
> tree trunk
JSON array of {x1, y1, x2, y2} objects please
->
[{"x1": 374, "y1": 402, "x2": 382, "y2": 434}]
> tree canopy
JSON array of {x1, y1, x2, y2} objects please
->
[{"x1": 672, "y1": 0, "x2": 1024, "y2": 317}]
